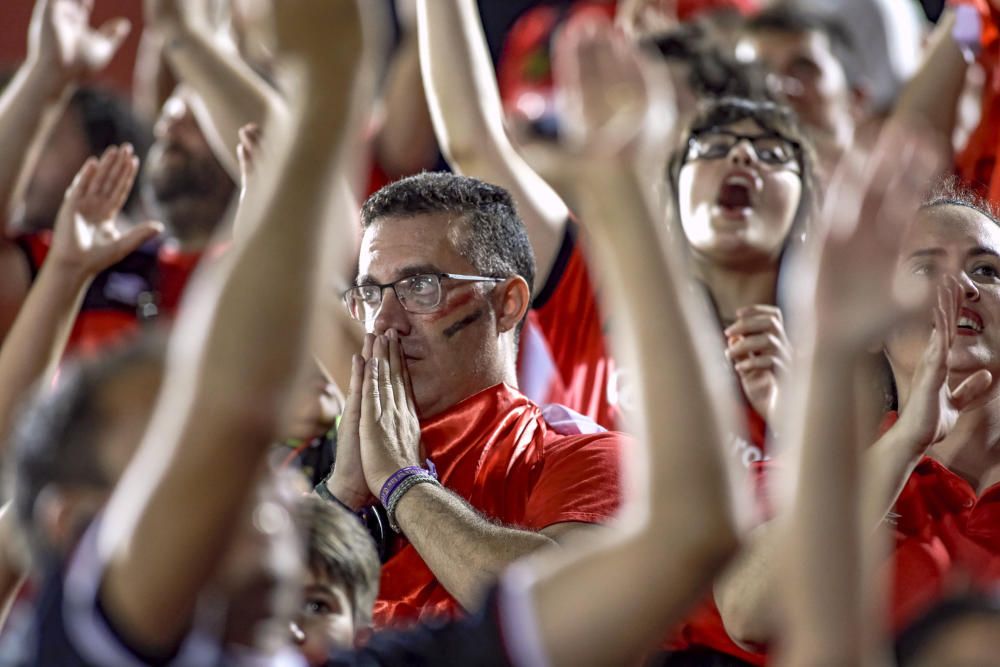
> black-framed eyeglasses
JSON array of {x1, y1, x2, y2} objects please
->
[
  {"x1": 685, "y1": 128, "x2": 801, "y2": 171},
  {"x1": 343, "y1": 273, "x2": 504, "y2": 322}
]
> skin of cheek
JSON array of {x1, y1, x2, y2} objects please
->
[{"x1": 423, "y1": 290, "x2": 476, "y2": 323}]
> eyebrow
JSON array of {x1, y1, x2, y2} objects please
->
[
  {"x1": 305, "y1": 583, "x2": 337, "y2": 597},
  {"x1": 969, "y1": 246, "x2": 1000, "y2": 259},
  {"x1": 907, "y1": 248, "x2": 946, "y2": 259},
  {"x1": 356, "y1": 264, "x2": 441, "y2": 286}
]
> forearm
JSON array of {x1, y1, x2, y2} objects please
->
[
  {"x1": 0, "y1": 504, "x2": 28, "y2": 632},
  {"x1": 394, "y1": 483, "x2": 557, "y2": 609},
  {"x1": 0, "y1": 61, "x2": 71, "y2": 223},
  {"x1": 780, "y1": 347, "x2": 866, "y2": 666},
  {"x1": 374, "y1": 34, "x2": 438, "y2": 177},
  {"x1": 713, "y1": 522, "x2": 781, "y2": 648},
  {"x1": 159, "y1": 24, "x2": 286, "y2": 177},
  {"x1": 574, "y1": 165, "x2": 738, "y2": 516},
  {"x1": 132, "y1": 29, "x2": 178, "y2": 123},
  {"x1": 0, "y1": 261, "x2": 89, "y2": 441},
  {"x1": 860, "y1": 428, "x2": 925, "y2": 533},
  {"x1": 523, "y1": 166, "x2": 739, "y2": 665},
  {"x1": 99, "y1": 60, "x2": 362, "y2": 650},
  {"x1": 892, "y1": 9, "x2": 965, "y2": 151},
  {"x1": 528, "y1": 516, "x2": 734, "y2": 667},
  {"x1": 417, "y1": 0, "x2": 568, "y2": 284}
]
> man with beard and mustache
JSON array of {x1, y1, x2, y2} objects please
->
[{"x1": 0, "y1": 0, "x2": 236, "y2": 353}]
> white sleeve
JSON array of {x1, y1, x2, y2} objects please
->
[{"x1": 62, "y1": 518, "x2": 223, "y2": 667}]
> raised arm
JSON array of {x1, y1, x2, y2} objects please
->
[
  {"x1": 416, "y1": 0, "x2": 569, "y2": 289},
  {"x1": 0, "y1": 0, "x2": 131, "y2": 339},
  {"x1": 140, "y1": 0, "x2": 287, "y2": 179},
  {"x1": 95, "y1": 0, "x2": 372, "y2": 654},
  {"x1": 0, "y1": 145, "x2": 157, "y2": 630},
  {"x1": 510, "y1": 21, "x2": 741, "y2": 666},
  {"x1": 775, "y1": 126, "x2": 945, "y2": 666},
  {"x1": 890, "y1": 8, "x2": 967, "y2": 157},
  {"x1": 0, "y1": 145, "x2": 159, "y2": 445},
  {"x1": 0, "y1": 0, "x2": 131, "y2": 224}
]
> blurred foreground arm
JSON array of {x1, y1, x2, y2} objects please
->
[
  {"x1": 512, "y1": 21, "x2": 740, "y2": 667},
  {"x1": 96, "y1": 0, "x2": 372, "y2": 654}
]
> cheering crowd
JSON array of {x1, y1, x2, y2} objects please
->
[{"x1": 0, "y1": 0, "x2": 997, "y2": 664}]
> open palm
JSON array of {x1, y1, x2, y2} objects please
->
[
  {"x1": 30, "y1": 0, "x2": 131, "y2": 85},
  {"x1": 50, "y1": 144, "x2": 162, "y2": 276},
  {"x1": 897, "y1": 279, "x2": 993, "y2": 447}
]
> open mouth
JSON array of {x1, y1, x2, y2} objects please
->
[
  {"x1": 716, "y1": 174, "x2": 756, "y2": 211},
  {"x1": 957, "y1": 308, "x2": 984, "y2": 335}
]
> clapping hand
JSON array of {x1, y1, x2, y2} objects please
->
[
  {"x1": 893, "y1": 278, "x2": 993, "y2": 450},
  {"x1": 49, "y1": 144, "x2": 163, "y2": 278},
  {"x1": 28, "y1": 0, "x2": 131, "y2": 93}
]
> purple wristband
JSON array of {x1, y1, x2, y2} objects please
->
[{"x1": 380, "y1": 466, "x2": 426, "y2": 507}]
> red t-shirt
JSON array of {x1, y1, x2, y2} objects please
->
[
  {"x1": 525, "y1": 223, "x2": 771, "y2": 465},
  {"x1": 882, "y1": 414, "x2": 1000, "y2": 631},
  {"x1": 526, "y1": 223, "x2": 619, "y2": 429},
  {"x1": 373, "y1": 383, "x2": 626, "y2": 627},
  {"x1": 688, "y1": 412, "x2": 1000, "y2": 664},
  {"x1": 18, "y1": 232, "x2": 203, "y2": 355}
]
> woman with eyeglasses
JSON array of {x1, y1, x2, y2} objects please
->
[
  {"x1": 641, "y1": 97, "x2": 817, "y2": 667},
  {"x1": 667, "y1": 97, "x2": 817, "y2": 439}
]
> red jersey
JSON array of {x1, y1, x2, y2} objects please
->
[
  {"x1": 524, "y1": 223, "x2": 771, "y2": 466},
  {"x1": 881, "y1": 413, "x2": 1000, "y2": 631},
  {"x1": 373, "y1": 383, "x2": 626, "y2": 627},
  {"x1": 525, "y1": 223, "x2": 619, "y2": 429},
  {"x1": 17, "y1": 232, "x2": 203, "y2": 355},
  {"x1": 954, "y1": 0, "x2": 1000, "y2": 201},
  {"x1": 682, "y1": 412, "x2": 1000, "y2": 665}
]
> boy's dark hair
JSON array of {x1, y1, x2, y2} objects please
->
[
  {"x1": 360, "y1": 172, "x2": 536, "y2": 300},
  {"x1": 299, "y1": 496, "x2": 380, "y2": 628},
  {"x1": 6, "y1": 336, "x2": 165, "y2": 557},
  {"x1": 744, "y1": 5, "x2": 862, "y2": 88}
]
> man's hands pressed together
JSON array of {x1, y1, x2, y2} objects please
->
[{"x1": 360, "y1": 330, "x2": 424, "y2": 496}]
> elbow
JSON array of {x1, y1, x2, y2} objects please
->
[{"x1": 715, "y1": 581, "x2": 772, "y2": 649}]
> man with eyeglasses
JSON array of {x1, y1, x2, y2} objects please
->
[{"x1": 320, "y1": 171, "x2": 626, "y2": 627}]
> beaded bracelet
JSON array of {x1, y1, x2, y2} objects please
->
[
  {"x1": 379, "y1": 466, "x2": 427, "y2": 507},
  {"x1": 385, "y1": 473, "x2": 441, "y2": 533}
]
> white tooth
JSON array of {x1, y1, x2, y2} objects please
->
[
  {"x1": 958, "y1": 316, "x2": 982, "y2": 331},
  {"x1": 725, "y1": 175, "x2": 754, "y2": 188}
]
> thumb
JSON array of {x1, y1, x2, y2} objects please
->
[
  {"x1": 111, "y1": 221, "x2": 163, "y2": 260},
  {"x1": 98, "y1": 17, "x2": 132, "y2": 48},
  {"x1": 340, "y1": 354, "x2": 364, "y2": 427},
  {"x1": 951, "y1": 370, "x2": 993, "y2": 412}
]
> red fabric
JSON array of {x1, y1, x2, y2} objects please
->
[
  {"x1": 529, "y1": 233, "x2": 619, "y2": 430},
  {"x1": 155, "y1": 244, "x2": 203, "y2": 314},
  {"x1": 20, "y1": 234, "x2": 202, "y2": 356},
  {"x1": 883, "y1": 410, "x2": 1000, "y2": 630},
  {"x1": 954, "y1": 0, "x2": 1000, "y2": 202},
  {"x1": 524, "y1": 229, "x2": 771, "y2": 663},
  {"x1": 698, "y1": 411, "x2": 1000, "y2": 663},
  {"x1": 498, "y1": 0, "x2": 760, "y2": 116},
  {"x1": 373, "y1": 383, "x2": 626, "y2": 627}
]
